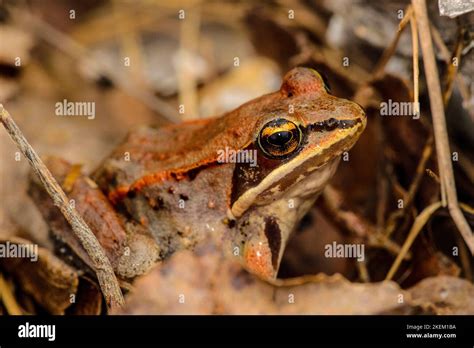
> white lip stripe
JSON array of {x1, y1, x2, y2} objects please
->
[{"x1": 231, "y1": 123, "x2": 363, "y2": 217}]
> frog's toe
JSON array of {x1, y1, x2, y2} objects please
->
[{"x1": 116, "y1": 224, "x2": 161, "y2": 279}]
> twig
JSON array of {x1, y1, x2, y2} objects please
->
[
  {"x1": 322, "y1": 186, "x2": 408, "y2": 258},
  {"x1": 367, "y1": 233, "x2": 410, "y2": 259},
  {"x1": 0, "y1": 273, "x2": 24, "y2": 315},
  {"x1": 443, "y1": 28, "x2": 465, "y2": 105},
  {"x1": 178, "y1": 5, "x2": 201, "y2": 120},
  {"x1": 356, "y1": 259, "x2": 370, "y2": 283},
  {"x1": 386, "y1": 201, "x2": 442, "y2": 280},
  {"x1": 409, "y1": 11, "x2": 420, "y2": 116},
  {"x1": 425, "y1": 168, "x2": 440, "y2": 183},
  {"x1": 384, "y1": 135, "x2": 433, "y2": 237},
  {"x1": 412, "y1": 0, "x2": 474, "y2": 255},
  {"x1": 456, "y1": 232, "x2": 473, "y2": 281},
  {"x1": 460, "y1": 203, "x2": 474, "y2": 215},
  {"x1": 0, "y1": 105, "x2": 124, "y2": 309},
  {"x1": 372, "y1": 5, "x2": 412, "y2": 79},
  {"x1": 431, "y1": 24, "x2": 472, "y2": 120},
  {"x1": 406, "y1": 136, "x2": 433, "y2": 205},
  {"x1": 375, "y1": 157, "x2": 389, "y2": 233},
  {"x1": 113, "y1": 2, "x2": 146, "y2": 87}
]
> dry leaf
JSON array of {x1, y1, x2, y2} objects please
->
[
  {"x1": 0, "y1": 236, "x2": 78, "y2": 314},
  {"x1": 408, "y1": 275, "x2": 474, "y2": 314},
  {"x1": 116, "y1": 246, "x2": 410, "y2": 315}
]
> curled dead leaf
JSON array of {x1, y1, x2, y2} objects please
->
[{"x1": 0, "y1": 236, "x2": 78, "y2": 314}]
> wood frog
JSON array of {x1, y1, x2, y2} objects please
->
[{"x1": 30, "y1": 67, "x2": 366, "y2": 282}]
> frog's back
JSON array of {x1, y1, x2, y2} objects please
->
[
  {"x1": 92, "y1": 91, "x2": 283, "y2": 198},
  {"x1": 93, "y1": 120, "x2": 215, "y2": 196}
]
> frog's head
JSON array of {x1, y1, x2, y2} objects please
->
[{"x1": 229, "y1": 67, "x2": 366, "y2": 280}]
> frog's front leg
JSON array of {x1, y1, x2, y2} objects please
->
[{"x1": 28, "y1": 156, "x2": 161, "y2": 280}]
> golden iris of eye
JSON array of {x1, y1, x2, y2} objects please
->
[{"x1": 258, "y1": 119, "x2": 302, "y2": 158}]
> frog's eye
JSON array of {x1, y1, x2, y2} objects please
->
[{"x1": 258, "y1": 119, "x2": 302, "y2": 158}]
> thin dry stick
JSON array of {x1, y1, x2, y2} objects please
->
[
  {"x1": 430, "y1": 24, "x2": 451, "y2": 59},
  {"x1": 178, "y1": 5, "x2": 201, "y2": 120},
  {"x1": 322, "y1": 186, "x2": 407, "y2": 258},
  {"x1": 455, "y1": 202, "x2": 473, "y2": 280},
  {"x1": 443, "y1": 29, "x2": 464, "y2": 106},
  {"x1": 384, "y1": 135, "x2": 433, "y2": 237},
  {"x1": 409, "y1": 11, "x2": 420, "y2": 118},
  {"x1": 113, "y1": 2, "x2": 146, "y2": 87},
  {"x1": 0, "y1": 105, "x2": 124, "y2": 309},
  {"x1": 385, "y1": 10, "x2": 430, "y2": 225},
  {"x1": 401, "y1": 136, "x2": 433, "y2": 208},
  {"x1": 0, "y1": 273, "x2": 24, "y2": 315},
  {"x1": 425, "y1": 168, "x2": 440, "y2": 183},
  {"x1": 431, "y1": 25, "x2": 472, "y2": 114},
  {"x1": 412, "y1": 0, "x2": 474, "y2": 255},
  {"x1": 456, "y1": 232, "x2": 473, "y2": 281},
  {"x1": 386, "y1": 22, "x2": 464, "y2": 237},
  {"x1": 372, "y1": 5, "x2": 412, "y2": 79},
  {"x1": 386, "y1": 201, "x2": 442, "y2": 280},
  {"x1": 356, "y1": 258, "x2": 370, "y2": 283},
  {"x1": 375, "y1": 166, "x2": 388, "y2": 233}
]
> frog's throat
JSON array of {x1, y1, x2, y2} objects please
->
[{"x1": 230, "y1": 120, "x2": 364, "y2": 218}]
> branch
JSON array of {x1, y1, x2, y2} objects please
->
[
  {"x1": 386, "y1": 202, "x2": 442, "y2": 280},
  {"x1": 0, "y1": 104, "x2": 124, "y2": 309},
  {"x1": 412, "y1": 0, "x2": 474, "y2": 254},
  {"x1": 372, "y1": 5, "x2": 412, "y2": 79}
]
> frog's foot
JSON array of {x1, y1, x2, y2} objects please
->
[{"x1": 115, "y1": 222, "x2": 161, "y2": 279}]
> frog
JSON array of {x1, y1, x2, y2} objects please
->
[{"x1": 29, "y1": 67, "x2": 366, "y2": 282}]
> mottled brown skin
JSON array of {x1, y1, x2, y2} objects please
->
[{"x1": 33, "y1": 67, "x2": 366, "y2": 281}]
